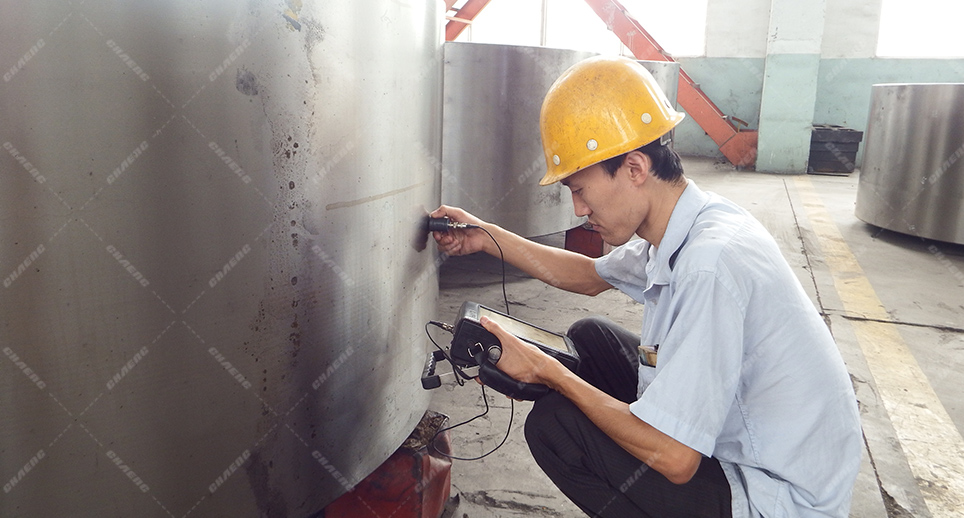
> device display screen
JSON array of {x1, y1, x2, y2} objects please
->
[{"x1": 479, "y1": 306, "x2": 569, "y2": 352}]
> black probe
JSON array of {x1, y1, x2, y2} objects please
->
[
  {"x1": 426, "y1": 217, "x2": 479, "y2": 232},
  {"x1": 427, "y1": 215, "x2": 509, "y2": 313}
]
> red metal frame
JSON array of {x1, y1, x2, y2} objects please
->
[
  {"x1": 440, "y1": 0, "x2": 757, "y2": 168},
  {"x1": 445, "y1": 0, "x2": 492, "y2": 42},
  {"x1": 581, "y1": 0, "x2": 757, "y2": 167}
]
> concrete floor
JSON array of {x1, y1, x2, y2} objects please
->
[{"x1": 427, "y1": 157, "x2": 964, "y2": 518}]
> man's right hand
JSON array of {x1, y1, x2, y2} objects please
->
[
  {"x1": 430, "y1": 205, "x2": 611, "y2": 296},
  {"x1": 430, "y1": 205, "x2": 491, "y2": 256}
]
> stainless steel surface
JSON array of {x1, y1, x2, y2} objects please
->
[
  {"x1": 641, "y1": 60, "x2": 680, "y2": 115},
  {"x1": 0, "y1": 1, "x2": 441, "y2": 515},
  {"x1": 856, "y1": 83, "x2": 964, "y2": 244},
  {"x1": 441, "y1": 42, "x2": 680, "y2": 237}
]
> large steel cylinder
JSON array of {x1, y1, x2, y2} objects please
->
[
  {"x1": 441, "y1": 42, "x2": 680, "y2": 237},
  {"x1": 0, "y1": 1, "x2": 441, "y2": 515},
  {"x1": 856, "y1": 83, "x2": 964, "y2": 244}
]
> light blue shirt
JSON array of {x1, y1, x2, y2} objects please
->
[{"x1": 595, "y1": 181, "x2": 862, "y2": 518}]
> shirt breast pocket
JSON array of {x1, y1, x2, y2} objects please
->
[{"x1": 637, "y1": 344, "x2": 658, "y2": 395}]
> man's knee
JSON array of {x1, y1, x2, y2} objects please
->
[
  {"x1": 566, "y1": 315, "x2": 614, "y2": 341},
  {"x1": 524, "y1": 391, "x2": 573, "y2": 454},
  {"x1": 524, "y1": 391, "x2": 560, "y2": 443}
]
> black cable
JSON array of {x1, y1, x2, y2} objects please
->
[
  {"x1": 424, "y1": 222, "x2": 514, "y2": 460},
  {"x1": 425, "y1": 314, "x2": 517, "y2": 460},
  {"x1": 432, "y1": 219, "x2": 509, "y2": 314},
  {"x1": 425, "y1": 321, "x2": 464, "y2": 386},
  {"x1": 475, "y1": 225, "x2": 510, "y2": 316},
  {"x1": 430, "y1": 385, "x2": 514, "y2": 461}
]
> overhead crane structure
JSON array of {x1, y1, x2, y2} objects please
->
[{"x1": 443, "y1": 0, "x2": 759, "y2": 168}]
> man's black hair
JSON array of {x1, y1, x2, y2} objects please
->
[{"x1": 600, "y1": 137, "x2": 684, "y2": 184}]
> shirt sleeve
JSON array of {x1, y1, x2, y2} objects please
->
[
  {"x1": 628, "y1": 269, "x2": 746, "y2": 456},
  {"x1": 593, "y1": 240, "x2": 650, "y2": 303}
]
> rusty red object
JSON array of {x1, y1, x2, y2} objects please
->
[
  {"x1": 324, "y1": 412, "x2": 453, "y2": 518},
  {"x1": 565, "y1": 225, "x2": 605, "y2": 258}
]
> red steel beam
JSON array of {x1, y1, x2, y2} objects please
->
[
  {"x1": 582, "y1": 0, "x2": 757, "y2": 167},
  {"x1": 445, "y1": 0, "x2": 492, "y2": 41}
]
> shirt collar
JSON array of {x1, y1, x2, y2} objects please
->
[{"x1": 645, "y1": 180, "x2": 710, "y2": 288}]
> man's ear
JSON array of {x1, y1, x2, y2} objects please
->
[{"x1": 623, "y1": 151, "x2": 651, "y2": 186}]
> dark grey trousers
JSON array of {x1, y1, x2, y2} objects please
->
[{"x1": 524, "y1": 316, "x2": 732, "y2": 518}]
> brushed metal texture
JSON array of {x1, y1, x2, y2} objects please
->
[
  {"x1": 856, "y1": 83, "x2": 964, "y2": 244},
  {"x1": 0, "y1": 1, "x2": 442, "y2": 514}
]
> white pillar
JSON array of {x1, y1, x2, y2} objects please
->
[{"x1": 756, "y1": 0, "x2": 826, "y2": 173}]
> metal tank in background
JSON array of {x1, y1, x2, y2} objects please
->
[
  {"x1": 0, "y1": 1, "x2": 441, "y2": 515},
  {"x1": 856, "y1": 83, "x2": 964, "y2": 245},
  {"x1": 441, "y1": 42, "x2": 681, "y2": 237}
]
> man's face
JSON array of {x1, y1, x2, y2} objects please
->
[{"x1": 562, "y1": 163, "x2": 643, "y2": 246}]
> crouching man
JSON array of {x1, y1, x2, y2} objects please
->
[{"x1": 432, "y1": 56, "x2": 861, "y2": 517}]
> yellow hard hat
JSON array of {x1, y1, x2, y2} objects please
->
[{"x1": 538, "y1": 56, "x2": 685, "y2": 186}]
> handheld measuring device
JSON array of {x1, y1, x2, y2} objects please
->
[{"x1": 422, "y1": 301, "x2": 579, "y2": 400}]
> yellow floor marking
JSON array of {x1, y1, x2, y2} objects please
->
[{"x1": 794, "y1": 176, "x2": 964, "y2": 517}]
